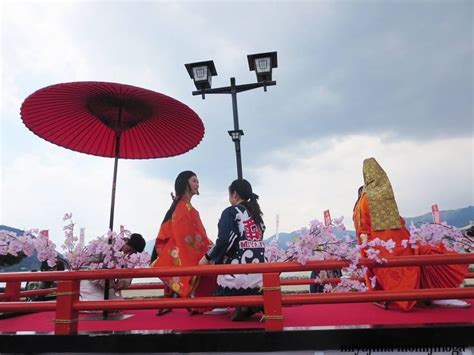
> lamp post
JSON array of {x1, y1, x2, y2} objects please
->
[{"x1": 185, "y1": 51, "x2": 278, "y2": 179}]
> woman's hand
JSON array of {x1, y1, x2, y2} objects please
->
[{"x1": 198, "y1": 255, "x2": 210, "y2": 265}]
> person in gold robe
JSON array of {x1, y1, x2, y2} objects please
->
[{"x1": 353, "y1": 158, "x2": 468, "y2": 310}]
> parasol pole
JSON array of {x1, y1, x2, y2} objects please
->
[
  {"x1": 103, "y1": 105, "x2": 123, "y2": 319},
  {"x1": 108, "y1": 134, "x2": 121, "y2": 233}
]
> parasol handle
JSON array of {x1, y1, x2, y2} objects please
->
[{"x1": 104, "y1": 105, "x2": 123, "y2": 319}]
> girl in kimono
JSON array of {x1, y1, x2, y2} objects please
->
[
  {"x1": 199, "y1": 179, "x2": 266, "y2": 321},
  {"x1": 353, "y1": 158, "x2": 468, "y2": 310},
  {"x1": 153, "y1": 170, "x2": 214, "y2": 315}
]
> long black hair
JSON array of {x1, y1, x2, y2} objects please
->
[
  {"x1": 352, "y1": 185, "x2": 364, "y2": 212},
  {"x1": 229, "y1": 179, "x2": 264, "y2": 227},
  {"x1": 162, "y1": 170, "x2": 196, "y2": 224}
]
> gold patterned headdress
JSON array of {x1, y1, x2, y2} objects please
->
[{"x1": 363, "y1": 158, "x2": 401, "y2": 231}]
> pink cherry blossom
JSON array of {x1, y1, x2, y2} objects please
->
[
  {"x1": 265, "y1": 216, "x2": 470, "y2": 294},
  {"x1": 0, "y1": 229, "x2": 57, "y2": 267},
  {"x1": 1, "y1": 213, "x2": 150, "y2": 271},
  {"x1": 61, "y1": 213, "x2": 150, "y2": 270}
]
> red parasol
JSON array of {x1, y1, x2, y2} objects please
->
[
  {"x1": 21, "y1": 81, "x2": 204, "y2": 228},
  {"x1": 20, "y1": 81, "x2": 205, "y2": 313},
  {"x1": 21, "y1": 81, "x2": 204, "y2": 159}
]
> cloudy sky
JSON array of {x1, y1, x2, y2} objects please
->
[{"x1": 1, "y1": 0, "x2": 472, "y2": 248}]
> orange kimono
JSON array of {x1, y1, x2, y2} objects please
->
[
  {"x1": 418, "y1": 244, "x2": 467, "y2": 290},
  {"x1": 353, "y1": 193, "x2": 420, "y2": 311},
  {"x1": 153, "y1": 197, "x2": 214, "y2": 298},
  {"x1": 354, "y1": 193, "x2": 467, "y2": 310}
]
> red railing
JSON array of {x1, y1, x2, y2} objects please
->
[
  {"x1": 125, "y1": 270, "x2": 474, "y2": 289},
  {"x1": 126, "y1": 283, "x2": 164, "y2": 290},
  {"x1": 0, "y1": 254, "x2": 473, "y2": 334},
  {"x1": 4, "y1": 271, "x2": 472, "y2": 299}
]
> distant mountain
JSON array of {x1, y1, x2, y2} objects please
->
[
  {"x1": 264, "y1": 232, "x2": 297, "y2": 249},
  {"x1": 263, "y1": 206, "x2": 473, "y2": 250},
  {"x1": 264, "y1": 228, "x2": 355, "y2": 249},
  {"x1": 3, "y1": 206, "x2": 472, "y2": 267},
  {"x1": 0, "y1": 225, "x2": 23, "y2": 235},
  {"x1": 403, "y1": 206, "x2": 473, "y2": 228}
]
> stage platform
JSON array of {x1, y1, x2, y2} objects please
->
[{"x1": 0, "y1": 301, "x2": 473, "y2": 352}]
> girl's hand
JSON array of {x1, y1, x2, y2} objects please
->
[{"x1": 198, "y1": 255, "x2": 209, "y2": 265}]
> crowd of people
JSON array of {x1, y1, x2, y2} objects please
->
[
  {"x1": 35, "y1": 158, "x2": 470, "y2": 320},
  {"x1": 147, "y1": 161, "x2": 469, "y2": 320}
]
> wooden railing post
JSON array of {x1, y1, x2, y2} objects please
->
[
  {"x1": 5, "y1": 281, "x2": 21, "y2": 301},
  {"x1": 262, "y1": 272, "x2": 283, "y2": 331},
  {"x1": 54, "y1": 280, "x2": 80, "y2": 335}
]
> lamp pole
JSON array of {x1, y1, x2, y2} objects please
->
[
  {"x1": 186, "y1": 52, "x2": 277, "y2": 180},
  {"x1": 190, "y1": 79, "x2": 276, "y2": 179},
  {"x1": 230, "y1": 77, "x2": 242, "y2": 179}
]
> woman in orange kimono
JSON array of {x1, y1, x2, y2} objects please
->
[
  {"x1": 153, "y1": 171, "x2": 214, "y2": 315},
  {"x1": 353, "y1": 158, "x2": 468, "y2": 311}
]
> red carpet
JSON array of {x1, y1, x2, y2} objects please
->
[{"x1": 1, "y1": 301, "x2": 472, "y2": 333}]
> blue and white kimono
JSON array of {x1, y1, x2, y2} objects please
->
[{"x1": 207, "y1": 204, "x2": 266, "y2": 296}]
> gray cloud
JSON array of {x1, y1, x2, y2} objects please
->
[{"x1": 2, "y1": 1, "x2": 472, "y2": 235}]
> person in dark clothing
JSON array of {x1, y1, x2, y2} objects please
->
[
  {"x1": 26, "y1": 257, "x2": 70, "y2": 301},
  {"x1": 199, "y1": 179, "x2": 266, "y2": 321}
]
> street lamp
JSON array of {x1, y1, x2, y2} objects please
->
[
  {"x1": 185, "y1": 60, "x2": 217, "y2": 99},
  {"x1": 247, "y1": 51, "x2": 278, "y2": 91},
  {"x1": 228, "y1": 129, "x2": 244, "y2": 142},
  {"x1": 185, "y1": 51, "x2": 278, "y2": 179}
]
